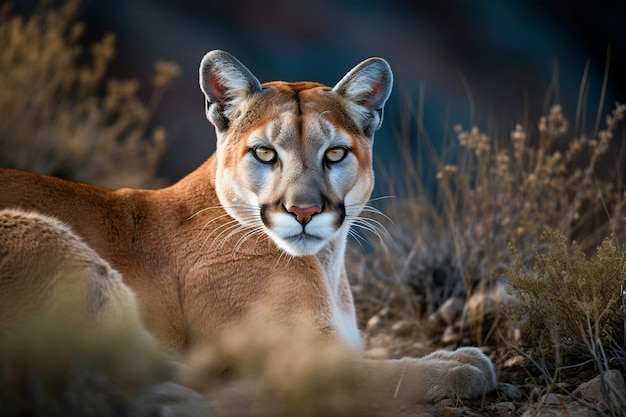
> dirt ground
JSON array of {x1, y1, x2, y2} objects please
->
[{"x1": 356, "y1": 288, "x2": 625, "y2": 417}]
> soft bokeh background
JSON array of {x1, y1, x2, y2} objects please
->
[{"x1": 13, "y1": 0, "x2": 626, "y2": 188}]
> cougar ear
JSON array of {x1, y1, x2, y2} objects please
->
[
  {"x1": 332, "y1": 57, "x2": 393, "y2": 138},
  {"x1": 199, "y1": 50, "x2": 262, "y2": 131}
]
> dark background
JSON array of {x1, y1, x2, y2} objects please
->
[{"x1": 12, "y1": 0, "x2": 626, "y2": 189}]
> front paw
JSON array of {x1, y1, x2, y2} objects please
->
[{"x1": 423, "y1": 347, "x2": 497, "y2": 401}]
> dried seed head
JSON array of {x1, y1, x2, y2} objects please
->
[{"x1": 153, "y1": 60, "x2": 181, "y2": 88}]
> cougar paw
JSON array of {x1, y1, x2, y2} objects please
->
[{"x1": 425, "y1": 347, "x2": 497, "y2": 400}]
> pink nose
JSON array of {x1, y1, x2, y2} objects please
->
[{"x1": 287, "y1": 205, "x2": 322, "y2": 224}]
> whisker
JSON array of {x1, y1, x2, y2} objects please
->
[
  {"x1": 350, "y1": 196, "x2": 396, "y2": 220},
  {"x1": 232, "y1": 226, "x2": 266, "y2": 254},
  {"x1": 253, "y1": 232, "x2": 271, "y2": 245},
  {"x1": 353, "y1": 219, "x2": 391, "y2": 240},
  {"x1": 359, "y1": 205, "x2": 395, "y2": 225},
  {"x1": 201, "y1": 216, "x2": 259, "y2": 251},
  {"x1": 187, "y1": 204, "x2": 259, "y2": 221},
  {"x1": 347, "y1": 215, "x2": 390, "y2": 235},
  {"x1": 191, "y1": 202, "x2": 262, "y2": 251},
  {"x1": 189, "y1": 196, "x2": 396, "y2": 257},
  {"x1": 201, "y1": 219, "x2": 241, "y2": 250},
  {"x1": 349, "y1": 217, "x2": 394, "y2": 245},
  {"x1": 206, "y1": 225, "x2": 245, "y2": 252},
  {"x1": 350, "y1": 220, "x2": 381, "y2": 239},
  {"x1": 273, "y1": 250, "x2": 286, "y2": 271},
  {"x1": 203, "y1": 216, "x2": 240, "y2": 237},
  {"x1": 197, "y1": 212, "x2": 235, "y2": 234},
  {"x1": 366, "y1": 195, "x2": 396, "y2": 203},
  {"x1": 347, "y1": 228, "x2": 368, "y2": 251},
  {"x1": 345, "y1": 203, "x2": 395, "y2": 226},
  {"x1": 282, "y1": 251, "x2": 295, "y2": 268},
  {"x1": 187, "y1": 205, "x2": 225, "y2": 220},
  {"x1": 215, "y1": 218, "x2": 262, "y2": 251}
]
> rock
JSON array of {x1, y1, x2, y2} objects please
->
[
  {"x1": 433, "y1": 404, "x2": 480, "y2": 417},
  {"x1": 441, "y1": 325, "x2": 461, "y2": 344},
  {"x1": 433, "y1": 398, "x2": 456, "y2": 409},
  {"x1": 429, "y1": 297, "x2": 464, "y2": 325},
  {"x1": 529, "y1": 386, "x2": 542, "y2": 402},
  {"x1": 521, "y1": 392, "x2": 599, "y2": 417},
  {"x1": 366, "y1": 308, "x2": 390, "y2": 331},
  {"x1": 456, "y1": 408, "x2": 481, "y2": 417},
  {"x1": 542, "y1": 393, "x2": 570, "y2": 406},
  {"x1": 364, "y1": 347, "x2": 389, "y2": 359},
  {"x1": 489, "y1": 401, "x2": 516, "y2": 415},
  {"x1": 497, "y1": 382, "x2": 524, "y2": 401},
  {"x1": 132, "y1": 381, "x2": 212, "y2": 417},
  {"x1": 410, "y1": 341, "x2": 428, "y2": 352},
  {"x1": 391, "y1": 319, "x2": 414, "y2": 337},
  {"x1": 574, "y1": 369, "x2": 626, "y2": 409},
  {"x1": 521, "y1": 402, "x2": 598, "y2": 417},
  {"x1": 366, "y1": 314, "x2": 382, "y2": 331},
  {"x1": 503, "y1": 355, "x2": 525, "y2": 368},
  {"x1": 555, "y1": 382, "x2": 572, "y2": 390}
]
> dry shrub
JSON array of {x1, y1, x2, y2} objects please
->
[
  {"x1": 0, "y1": 318, "x2": 177, "y2": 417},
  {"x1": 180, "y1": 311, "x2": 442, "y2": 417},
  {"x1": 182, "y1": 315, "x2": 378, "y2": 417},
  {"x1": 507, "y1": 227, "x2": 626, "y2": 367},
  {"x1": 0, "y1": 0, "x2": 179, "y2": 188},
  {"x1": 351, "y1": 101, "x2": 626, "y2": 347}
]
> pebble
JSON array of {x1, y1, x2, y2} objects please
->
[
  {"x1": 366, "y1": 314, "x2": 382, "y2": 331},
  {"x1": 529, "y1": 386, "x2": 542, "y2": 402},
  {"x1": 541, "y1": 393, "x2": 569, "y2": 406},
  {"x1": 574, "y1": 369, "x2": 626, "y2": 409},
  {"x1": 131, "y1": 381, "x2": 213, "y2": 416},
  {"x1": 497, "y1": 382, "x2": 524, "y2": 401},
  {"x1": 503, "y1": 355, "x2": 525, "y2": 368},
  {"x1": 429, "y1": 297, "x2": 464, "y2": 325},
  {"x1": 441, "y1": 325, "x2": 461, "y2": 344},
  {"x1": 391, "y1": 319, "x2": 414, "y2": 337},
  {"x1": 488, "y1": 401, "x2": 516, "y2": 414},
  {"x1": 363, "y1": 347, "x2": 389, "y2": 360},
  {"x1": 521, "y1": 401, "x2": 598, "y2": 417}
]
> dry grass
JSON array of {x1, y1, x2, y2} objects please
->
[
  {"x1": 0, "y1": 318, "x2": 175, "y2": 417},
  {"x1": 350, "y1": 97, "x2": 626, "y2": 414},
  {"x1": 3, "y1": 1, "x2": 626, "y2": 415},
  {"x1": 181, "y1": 316, "x2": 381, "y2": 417},
  {"x1": 0, "y1": 0, "x2": 179, "y2": 188},
  {"x1": 508, "y1": 227, "x2": 625, "y2": 367},
  {"x1": 350, "y1": 100, "x2": 626, "y2": 336}
]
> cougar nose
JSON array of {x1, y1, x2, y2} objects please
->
[{"x1": 287, "y1": 205, "x2": 322, "y2": 225}]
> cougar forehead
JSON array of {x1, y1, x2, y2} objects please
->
[
  {"x1": 225, "y1": 81, "x2": 368, "y2": 153},
  {"x1": 221, "y1": 81, "x2": 374, "y2": 200}
]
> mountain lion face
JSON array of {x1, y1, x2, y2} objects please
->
[{"x1": 199, "y1": 52, "x2": 393, "y2": 256}]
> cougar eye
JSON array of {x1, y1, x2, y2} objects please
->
[
  {"x1": 325, "y1": 147, "x2": 348, "y2": 163},
  {"x1": 252, "y1": 146, "x2": 277, "y2": 163}
]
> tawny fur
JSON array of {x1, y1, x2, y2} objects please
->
[
  {"x1": 0, "y1": 50, "x2": 496, "y2": 407},
  {"x1": 0, "y1": 210, "x2": 143, "y2": 335}
]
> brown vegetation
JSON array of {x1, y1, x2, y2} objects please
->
[
  {"x1": 350, "y1": 100, "x2": 626, "y2": 415},
  {"x1": 2, "y1": 1, "x2": 626, "y2": 416},
  {"x1": 0, "y1": 0, "x2": 178, "y2": 188}
]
